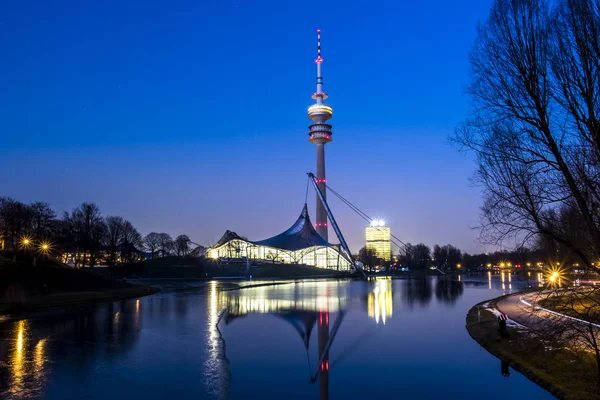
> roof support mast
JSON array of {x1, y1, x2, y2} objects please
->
[{"x1": 308, "y1": 173, "x2": 365, "y2": 277}]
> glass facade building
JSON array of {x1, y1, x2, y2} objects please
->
[
  {"x1": 207, "y1": 204, "x2": 351, "y2": 271},
  {"x1": 365, "y1": 222, "x2": 391, "y2": 261}
]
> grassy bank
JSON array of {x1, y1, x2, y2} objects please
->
[
  {"x1": 466, "y1": 300, "x2": 600, "y2": 400},
  {"x1": 0, "y1": 252, "x2": 159, "y2": 317}
]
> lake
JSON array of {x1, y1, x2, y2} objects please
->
[{"x1": 0, "y1": 275, "x2": 555, "y2": 399}]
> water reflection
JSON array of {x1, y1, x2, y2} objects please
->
[
  {"x1": 0, "y1": 301, "x2": 143, "y2": 399},
  {"x1": 367, "y1": 278, "x2": 393, "y2": 324},
  {"x1": 218, "y1": 281, "x2": 349, "y2": 400},
  {"x1": 435, "y1": 279, "x2": 464, "y2": 305},
  {"x1": 0, "y1": 277, "x2": 491, "y2": 400},
  {"x1": 213, "y1": 278, "x2": 465, "y2": 399},
  {"x1": 403, "y1": 278, "x2": 433, "y2": 308},
  {"x1": 204, "y1": 281, "x2": 230, "y2": 400}
]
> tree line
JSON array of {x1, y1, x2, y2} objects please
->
[
  {"x1": 0, "y1": 197, "x2": 196, "y2": 268},
  {"x1": 358, "y1": 243, "x2": 465, "y2": 271},
  {"x1": 454, "y1": 0, "x2": 600, "y2": 270},
  {"x1": 358, "y1": 241, "x2": 566, "y2": 272}
]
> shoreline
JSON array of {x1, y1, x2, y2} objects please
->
[
  {"x1": 0, "y1": 284, "x2": 160, "y2": 325},
  {"x1": 466, "y1": 293, "x2": 599, "y2": 400}
]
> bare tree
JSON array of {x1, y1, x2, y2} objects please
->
[
  {"x1": 433, "y1": 244, "x2": 463, "y2": 272},
  {"x1": 157, "y1": 233, "x2": 174, "y2": 257},
  {"x1": 454, "y1": 0, "x2": 600, "y2": 266},
  {"x1": 120, "y1": 220, "x2": 142, "y2": 264},
  {"x1": 144, "y1": 232, "x2": 161, "y2": 259},
  {"x1": 88, "y1": 219, "x2": 107, "y2": 269},
  {"x1": 105, "y1": 216, "x2": 125, "y2": 270},
  {"x1": 0, "y1": 197, "x2": 33, "y2": 250},
  {"x1": 174, "y1": 234, "x2": 191, "y2": 256},
  {"x1": 29, "y1": 202, "x2": 56, "y2": 241},
  {"x1": 67, "y1": 202, "x2": 104, "y2": 268}
]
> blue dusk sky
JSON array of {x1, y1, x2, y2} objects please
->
[{"x1": 1, "y1": 0, "x2": 495, "y2": 254}]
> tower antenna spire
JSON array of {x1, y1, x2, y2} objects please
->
[
  {"x1": 307, "y1": 29, "x2": 333, "y2": 241},
  {"x1": 316, "y1": 29, "x2": 322, "y2": 63}
]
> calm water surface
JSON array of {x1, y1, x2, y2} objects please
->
[{"x1": 0, "y1": 276, "x2": 555, "y2": 399}]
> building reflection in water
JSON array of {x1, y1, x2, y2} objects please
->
[
  {"x1": 1, "y1": 319, "x2": 49, "y2": 399},
  {"x1": 0, "y1": 300, "x2": 143, "y2": 399},
  {"x1": 213, "y1": 281, "x2": 348, "y2": 400},
  {"x1": 204, "y1": 282, "x2": 231, "y2": 400},
  {"x1": 367, "y1": 277, "x2": 393, "y2": 324}
]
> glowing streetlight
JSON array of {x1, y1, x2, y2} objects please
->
[
  {"x1": 456, "y1": 263, "x2": 462, "y2": 269},
  {"x1": 39, "y1": 242, "x2": 51, "y2": 254},
  {"x1": 546, "y1": 267, "x2": 565, "y2": 287}
]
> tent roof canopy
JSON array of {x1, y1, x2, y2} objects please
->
[{"x1": 213, "y1": 204, "x2": 336, "y2": 252}]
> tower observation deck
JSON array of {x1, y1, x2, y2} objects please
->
[{"x1": 308, "y1": 29, "x2": 333, "y2": 241}]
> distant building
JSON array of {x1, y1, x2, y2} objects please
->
[{"x1": 366, "y1": 220, "x2": 391, "y2": 261}]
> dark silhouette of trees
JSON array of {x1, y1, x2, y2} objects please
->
[
  {"x1": 399, "y1": 243, "x2": 431, "y2": 270},
  {"x1": 144, "y1": 233, "x2": 161, "y2": 259},
  {"x1": 358, "y1": 246, "x2": 379, "y2": 269},
  {"x1": 0, "y1": 197, "x2": 33, "y2": 250},
  {"x1": 65, "y1": 202, "x2": 104, "y2": 268},
  {"x1": 433, "y1": 244, "x2": 463, "y2": 272},
  {"x1": 0, "y1": 197, "x2": 182, "y2": 269},
  {"x1": 120, "y1": 220, "x2": 143, "y2": 264},
  {"x1": 106, "y1": 216, "x2": 125, "y2": 270},
  {"x1": 143, "y1": 232, "x2": 177, "y2": 259},
  {"x1": 174, "y1": 234, "x2": 191, "y2": 256},
  {"x1": 29, "y1": 202, "x2": 56, "y2": 240},
  {"x1": 454, "y1": 0, "x2": 600, "y2": 269},
  {"x1": 157, "y1": 233, "x2": 174, "y2": 257}
]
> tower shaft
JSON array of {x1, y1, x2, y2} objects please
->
[{"x1": 315, "y1": 144, "x2": 327, "y2": 240}]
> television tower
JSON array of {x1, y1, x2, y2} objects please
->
[{"x1": 308, "y1": 29, "x2": 333, "y2": 241}]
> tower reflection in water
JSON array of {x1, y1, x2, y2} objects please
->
[{"x1": 210, "y1": 281, "x2": 349, "y2": 400}]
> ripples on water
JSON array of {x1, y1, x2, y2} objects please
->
[{"x1": 0, "y1": 275, "x2": 556, "y2": 400}]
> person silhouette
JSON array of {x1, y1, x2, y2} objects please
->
[{"x1": 501, "y1": 360, "x2": 511, "y2": 377}]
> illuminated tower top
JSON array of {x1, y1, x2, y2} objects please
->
[{"x1": 308, "y1": 29, "x2": 333, "y2": 144}]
